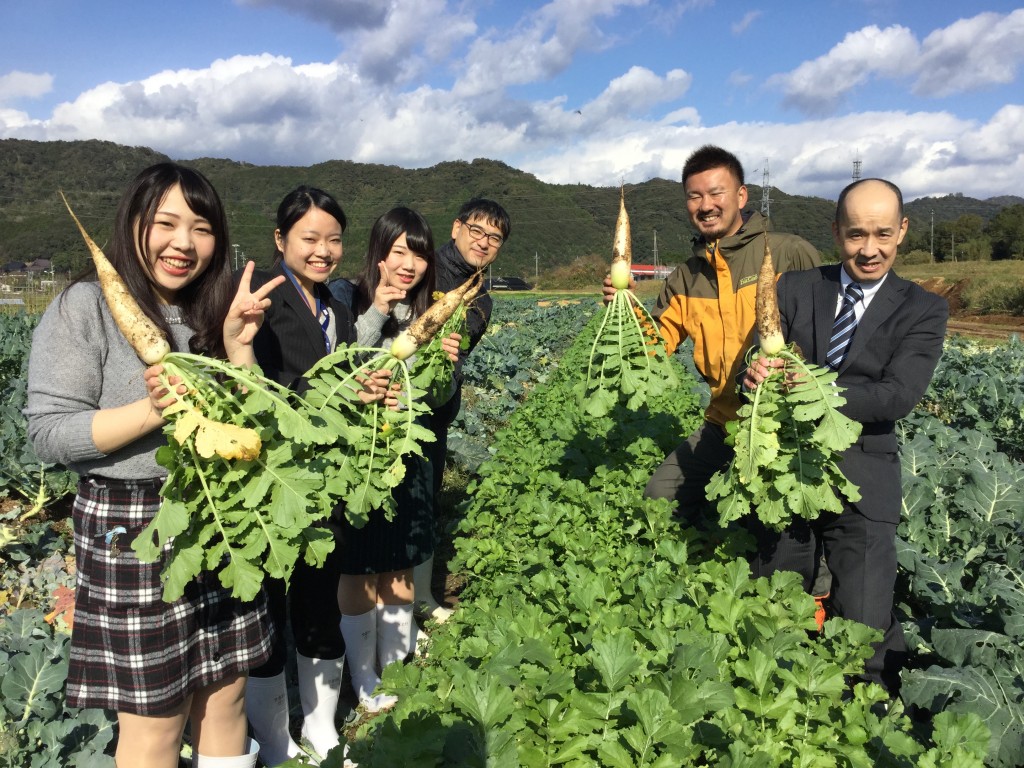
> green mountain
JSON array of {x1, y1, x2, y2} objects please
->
[{"x1": 1, "y1": 139, "x2": 1020, "y2": 276}]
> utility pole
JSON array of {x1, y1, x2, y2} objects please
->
[
  {"x1": 930, "y1": 210, "x2": 934, "y2": 263},
  {"x1": 653, "y1": 230, "x2": 658, "y2": 269},
  {"x1": 535, "y1": 251, "x2": 538, "y2": 280},
  {"x1": 232, "y1": 244, "x2": 240, "y2": 271},
  {"x1": 951, "y1": 232, "x2": 956, "y2": 263},
  {"x1": 760, "y1": 160, "x2": 772, "y2": 218}
]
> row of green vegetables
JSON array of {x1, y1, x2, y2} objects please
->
[
  {"x1": 898, "y1": 336, "x2": 1024, "y2": 767},
  {"x1": 2, "y1": 306, "x2": 1023, "y2": 766},
  {"x1": 346, "y1": 307, "x2": 997, "y2": 766},
  {"x1": 0, "y1": 311, "x2": 112, "y2": 767}
]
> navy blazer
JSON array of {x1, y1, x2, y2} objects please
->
[
  {"x1": 250, "y1": 264, "x2": 356, "y2": 390},
  {"x1": 776, "y1": 264, "x2": 948, "y2": 523}
]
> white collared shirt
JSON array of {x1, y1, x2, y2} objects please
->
[{"x1": 836, "y1": 269, "x2": 888, "y2": 321}]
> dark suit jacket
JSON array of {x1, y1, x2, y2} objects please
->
[
  {"x1": 250, "y1": 264, "x2": 356, "y2": 390},
  {"x1": 776, "y1": 265, "x2": 948, "y2": 523}
]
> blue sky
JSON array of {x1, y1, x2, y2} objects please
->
[{"x1": 2, "y1": 0, "x2": 1023, "y2": 201}]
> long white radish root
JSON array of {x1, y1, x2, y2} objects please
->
[
  {"x1": 706, "y1": 232, "x2": 862, "y2": 531},
  {"x1": 60, "y1": 191, "x2": 171, "y2": 364},
  {"x1": 580, "y1": 190, "x2": 677, "y2": 416},
  {"x1": 390, "y1": 271, "x2": 483, "y2": 360},
  {"x1": 756, "y1": 232, "x2": 785, "y2": 355},
  {"x1": 610, "y1": 187, "x2": 632, "y2": 289}
]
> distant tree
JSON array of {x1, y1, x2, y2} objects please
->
[
  {"x1": 961, "y1": 239, "x2": 992, "y2": 261},
  {"x1": 954, "y1": 213, "x2": 985, "y2": 240},
  {"x1": 932, "y1": 214, "x2": 990, "y2": 261},
  {"x1": 987, "y1": 204, "x2": 1024, "y2": 260}
]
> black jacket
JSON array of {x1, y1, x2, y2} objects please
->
[
  {"x1": 250, "y1": 264, "x2": 356, "y2": 390},
  {"x1": 777, "y1": 265, "x2": 948, "y2": 522}
]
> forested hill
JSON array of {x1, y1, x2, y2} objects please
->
[{"x1": 1, "y1": 139, "x2": 1020, "y2": 275}]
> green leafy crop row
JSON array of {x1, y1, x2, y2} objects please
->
[
  {"x1": 348, "y1": 309, "x2": 987, "y2": 767},
  {"x1": 896, "y1": 412, "x2": 1024, "y2": 767}
]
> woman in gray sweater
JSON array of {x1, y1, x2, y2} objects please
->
[{"x1": 26, "y1": 163, "x2": 284, "y2": 768}]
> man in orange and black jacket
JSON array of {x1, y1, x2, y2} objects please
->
[{"x1": 644, "y1": 145, "x2": 820, "y2": 514}]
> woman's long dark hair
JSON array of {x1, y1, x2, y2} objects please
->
[
  {"x1": 64, "y1": 162, "x2": 233, "y2": 357},
  {"x1": 354, "y1": 207, "x2": 435, "y2": 332}
]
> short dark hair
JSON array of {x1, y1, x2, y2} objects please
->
[
  {"x1": 835, "y1": 178, "x2": 904, "y2": 223},
  {"x1": 273, "y1": 185, "x2": 347, "y2": 262},
  {"x1": 682, "y1": 145, "x2": 745, "y2": 187},
  {"x1": 457, "y1": 198, "x2": 511, "y2": 240}
]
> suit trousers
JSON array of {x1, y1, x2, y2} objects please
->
[{"x1": 749, "y1": 508, "x2": 905, "y2": 695}]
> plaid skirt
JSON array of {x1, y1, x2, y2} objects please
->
[{"x1": 67, "y1": 476, "x2": 273, "y2": 716}]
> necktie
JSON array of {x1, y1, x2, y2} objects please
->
[
  {"x1": 318, "y1": 305, "x2": 331, "y2": 353},
  {"x1": 825, "y1": 282, "x2": 864, "y2": 369}
]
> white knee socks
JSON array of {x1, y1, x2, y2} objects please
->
[
  {"x1": 339, "y1": 609, "x2": 397, "y2": 713},
  {"x1": 295, "y1": 653, "x2": 343, "y2": 759},
  {"x1": 194, "y1": 737, "x2": 259, "y2": 767},
  {"x1": 413, "y1": 556, "x2": 453, "y2": 623},
  {"x1": 244, "y1": 673, "x2": 300, "y2": 767},
  {"x1": 377, "y1": 603, "x2": 417, "y2": 668}
]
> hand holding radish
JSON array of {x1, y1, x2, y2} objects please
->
[
  {"x1": 602, "y1": 274, "x2": 634, "y2": 305},
  {"x1": 441, "y1": 332, "x2": 462, "y2": 362},
  {"x1": 372, "y1": 262, "x2": 407, "y2": 314},
  {"x1": 742, "y1": 355, "x2": 786, "y2": 391},
  {"x1": 707, "y1": 232, "x2": 862, "y2": 532},
  {"x1": 222, "y1": 261, "x2": 287, "y2": 364},
  {"x1": 145, "y1": 364, "x2": 186, "y2": 413},
  {"x1": 353, "y1": 368, "x2": 394, "y2": 405}
]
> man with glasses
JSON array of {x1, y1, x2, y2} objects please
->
[{"x1": 416, "y1": 198, "x2": 512, "y2": 622}]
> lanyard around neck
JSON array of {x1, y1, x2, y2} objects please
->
[{"x1": 281, "y1": 264, "x2": 331, "y2": 353}]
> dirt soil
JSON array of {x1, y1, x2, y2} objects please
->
[{"x1": 917, "y1": 277, "x2": 1023, "y2": 342}]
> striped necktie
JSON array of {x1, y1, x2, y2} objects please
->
[
  {"x1": 318, "y1": 304, "x2": 331, "y2": 353},
  {"x1": 825, "y1": 282, "x2": 864, "y2": 369}
]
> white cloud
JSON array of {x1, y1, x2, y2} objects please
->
[
  {"x1": 239, "y1": 0, "x2": 475, "y2": 85},
  {"x1": 0, "y1": 71, "x2": 54, "y2": 104},
  {"x1": 1, "y1": 4, "x2": 1021, "y2": 202},
  {"x1": 731, "y1": 10, "x2": 761, "y2": 35},
  {"x1": 912, "y1": 9, "x2": 1024, "y2": 97},
  {"x1": 455, "y1": 0, "x2": 649, "y2": 98},
  {"x1": 516, "y1": 107, "x2": 1024, "y2": 201},
  {"x1": 729, "y1": 70, "x2": 753, "y2": 88},
  {"x1": 770, "y1": 24, "x2": 919, "y2": 116},
  {"x1": 584, "y1": 66, "x2": 691, "y2": 122},
  {"x1": 3, "y1": 44, "x2": 1021, "y2": 200},
  {"x1": 772, "y1": 10, "x2": 1024, "y2": 116}
]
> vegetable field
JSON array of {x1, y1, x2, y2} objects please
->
[{"x1": 2, "y1": 299, "x2": 1023, "y2": 766}]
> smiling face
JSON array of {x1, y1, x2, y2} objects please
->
[
  {"x1": 275, "y1": 205, "x2": 344, "y2": 291},
  {"x1": 451, "y1": 214, "x2": 504, "y2": 269},
  {"x1": 140, "y1": 183, "x2": 216, "y2": 304},
  {"x1": 684, "y1": 166, "x2": 748, "y2": 242},
  {"x1": 833, "y1": 180, "x2": 908, "y2": 283},
  {"x1": 382, "y1": 232, "x2": 429, "y2": 291}
]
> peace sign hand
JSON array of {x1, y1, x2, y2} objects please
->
[
  {"x1": 223, "y1": 261, "x2": 287, "y2": 366},
  {"x1": 372, "y1": 261, "x2": 406, "y2": 315}
]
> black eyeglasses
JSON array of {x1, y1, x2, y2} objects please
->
[{"x1": 461, "y1": 222, "x2": 504, "y2": 248}]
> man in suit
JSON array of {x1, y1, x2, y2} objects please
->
[{"x1": 743, "y1": 177, "x2": 948, "y2": 695}]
